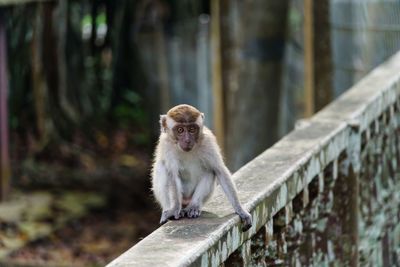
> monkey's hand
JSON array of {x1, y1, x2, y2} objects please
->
[
  {"x1": 160, "y1": 209, "x2": 181, "y2": 224},
  {"x1": 238, "y1": 210, "x2": 252, "y2": 232},
  {"x1": 180, "y1": 204, "x2": 201, "y2": 218}
]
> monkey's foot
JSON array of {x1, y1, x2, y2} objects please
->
[
  {"x1": 160, "y1": 209, "x2": 180, "y2": 224},
  {"x1": 238, "y1": 211, "x2": 252, "y2": 232},
  {"x1": 181, "y1": 205, "x2": 201, "y2": 218}
]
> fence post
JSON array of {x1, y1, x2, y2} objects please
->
[
  {"x1": 304, "y1": 0, "x2": 334, "y2": 115},
  {"x1": 304, "y1": 0, "x2": 314, "y2": 117},
  {"x1": 210, "y1": 0, "x2": 225, "y2": 150},
  {"x1": 0, "y1": 10, "x2": 11, "y2": 201}
]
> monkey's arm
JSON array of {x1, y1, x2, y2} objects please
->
[
  {"x1": 202, "y1": 131, "x2": 252, "y2": 231},
  {"x1": 214, "y1": 165, "x2": 252, "y2": 231}
]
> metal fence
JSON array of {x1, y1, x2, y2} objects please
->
[
  {"x1": 331, "y1": 0, "x2": 400, "y2": 97},
  {"x1": 107, "y1": 51, "x2": 400, "y2": 266}
]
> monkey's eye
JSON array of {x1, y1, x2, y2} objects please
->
[
  {"x1": 177, "y1": 127, "x2": 184, "y2": 134},
  {"x1": 188, "y1": 126, "x2": 197, "y2": 134}
]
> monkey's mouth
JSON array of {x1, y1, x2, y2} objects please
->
[
  {"x1": 179, "y1": 144, "x2": 193, "y2": 152},
  {"x1": 181, "y1": 146, "x2": 192, "y2": 152}
]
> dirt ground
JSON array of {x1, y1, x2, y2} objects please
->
[
  {"x1": 6, "y1": 205, "x2": 160, "y2": 267},
  {"x1": 5, "y1": 129, "x2": 161, "y2": 266}
]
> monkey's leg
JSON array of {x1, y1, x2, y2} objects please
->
[
  {"x1": 160, "y1": 175, "x2": 182, "y2": 224},
  {"x1": 152, "y1": 163, "x2": 171, "y2": 212},
  {"x1": 182, "y1": 174, "x2": 215, "y2": 218}
]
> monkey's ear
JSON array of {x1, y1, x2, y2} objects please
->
[
  {"x1": 160, "y1": 115, "x2": 167, "y2": 132},
  {"x1": 201, "y1": 113, "x2": 205, "y2": 119}
]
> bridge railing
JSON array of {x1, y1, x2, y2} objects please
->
[{"x1": 107, "y1": 51, "x2": 400, "y2": 267}]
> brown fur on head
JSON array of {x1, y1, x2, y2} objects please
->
[
  {"x1": 160, "y1": 104, "x2": 204, "y2": 131},
  {"x1": 167, "y1": 104, "x2": 202, "y2": 123}
]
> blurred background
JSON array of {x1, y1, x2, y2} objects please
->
[{"x1": 0, "y1": 0, "x2": 399, "y2": 266}]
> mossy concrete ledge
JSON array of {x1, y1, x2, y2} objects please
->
[{"x1": 107, "y1": 51, "x2": 400, "y2": 267}]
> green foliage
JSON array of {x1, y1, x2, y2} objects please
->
[
  {"x1": 81, "y1": 14, "x2": 91, "y2": 27},
  {"x1": 114, "y1": 91, "x2": 147, "y2": 128},
  {"x1": 96, "y1": 12, "x2": 106, "y2": 26},
  {"x1": 7, "y1": 2, "x2": 151, "y2": 151}
]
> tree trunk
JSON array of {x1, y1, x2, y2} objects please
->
[
  {"x1": 31, "y1": 4, "x2": 51, "y2": 147},
  {"x1": 222, "y1": 0, "x2": 289, "y2": 171},
  {"x1": 0, "y1": 11, "x2": 10, "y2": 201}
]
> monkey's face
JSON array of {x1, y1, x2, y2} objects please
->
[
  {"x1": 173, "y1": 124, "x2": 200, "y2": 152},
  {"x1": 161, "y1": 104, "x2": 205, "y2": 151}
]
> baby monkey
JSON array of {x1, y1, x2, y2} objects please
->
[{"x1": 151, "y1": 104, "x2": 252, "y2": 231}]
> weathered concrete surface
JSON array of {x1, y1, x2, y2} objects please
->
[{"x1": 107, "y1": 51, "x2": 400, "y2": 267}]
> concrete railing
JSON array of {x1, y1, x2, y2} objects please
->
[{"x1": 107, "y1": 51, "x2": 400, "y2": 267}]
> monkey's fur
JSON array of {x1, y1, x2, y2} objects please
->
[{"x1": 151, "y1": 104, "x2": 252, "y2": 231}]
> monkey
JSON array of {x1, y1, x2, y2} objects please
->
[{"x1": 151, "y1": 104, "x2": 252, "y2": 231}]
